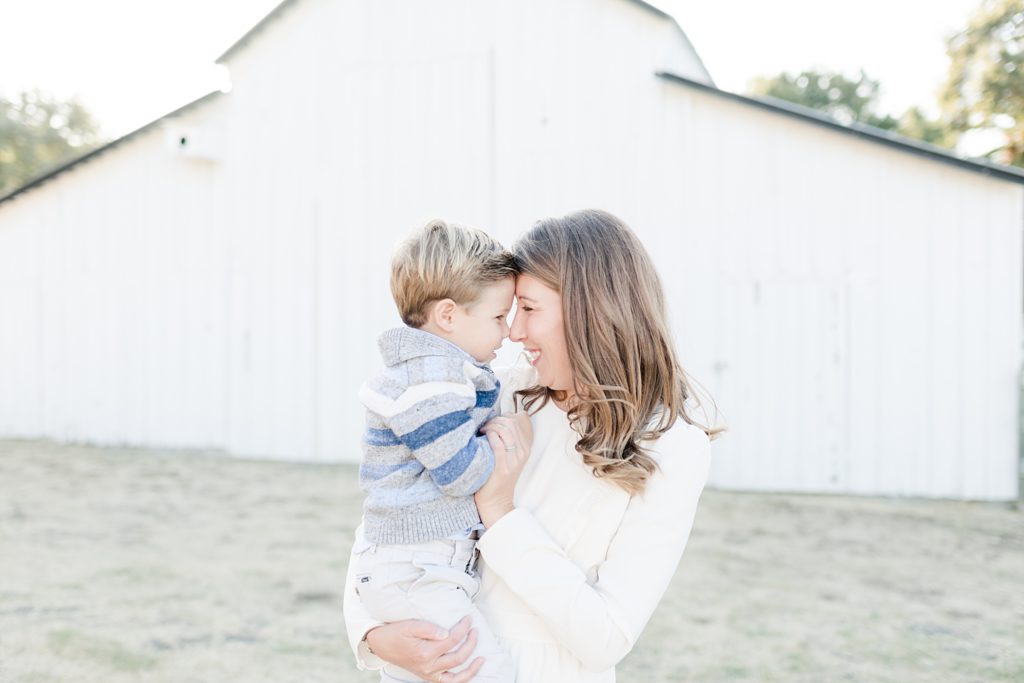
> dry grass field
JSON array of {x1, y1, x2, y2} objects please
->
[{"x1": 1, "y1": 440, "x2": 1021, "y2": 682}]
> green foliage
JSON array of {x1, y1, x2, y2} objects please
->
[
  {"x1": 0, "y1": 90, "x2": 104, "y2": 195},
  {"x1": 749, "y1": 69, "x2": 960, "y2": 151},
  {"x1": 749, "y1": 70, "x2": 900, "y2": 130},
  {"x1": 941, "y1": 0, "x2": 1024, "y2": 166},
  {"x1": 897, "y1": 106, "x2": 960, "y2": 148}
]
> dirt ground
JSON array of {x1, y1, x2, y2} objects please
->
[{"x1": 1, "y1": 439, "x2": 1021, "y2": 683}]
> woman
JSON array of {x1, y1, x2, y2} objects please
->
[{"x1": 344, "y1": 209, "x2": 718, "y2": 682}]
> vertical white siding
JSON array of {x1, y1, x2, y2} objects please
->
[
  {"x1": 0, "y1": 99, "x2": 230, "y2": 448},
  {"x1": 0, "y1": 199, "x2": 43, "y2": 436},
  {"x1": 658, "y1": 86, "x2": 1022, "y2": 500}
]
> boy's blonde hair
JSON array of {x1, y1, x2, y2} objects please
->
[{"x1": 391, "y1": 219, "x2": 517, "y2": 327}]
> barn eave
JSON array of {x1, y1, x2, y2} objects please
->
[
  {"x1": 0, "y1": 90, "x2": 224, "y2": 208},
  {"x1": 657, "y1": 71, "x2": 1024, "y2": 185}
]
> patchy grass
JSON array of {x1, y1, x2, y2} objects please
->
[
  {"x1": 48, "y1": 628, "x2": 157, "y2": 672},
  {"x1": 1, "y1": 439, "x2": 1021, "y2": 682}
]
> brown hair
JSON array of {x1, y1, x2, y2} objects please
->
[
  {"x1": 391, "y1": 219, "x2": 516, "y2": 327},
  {"x1": 513, "y1": 209, "x2": 722, "y2": 495}
]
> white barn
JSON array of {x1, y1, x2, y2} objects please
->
[{"x1": 1, "y1": 0, "x2": 1020, "y2": 501}]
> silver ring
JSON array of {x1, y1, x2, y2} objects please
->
[{"x1": 505, "y1": 442, "x2": 518, "y2": 451}]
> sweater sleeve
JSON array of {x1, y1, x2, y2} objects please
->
[
  {"x1": 359, "y1": 362, "x2": 496, "y2": 498},
  {"x1": 474, "y1": 423, "x2": 711, "y2": 672}
]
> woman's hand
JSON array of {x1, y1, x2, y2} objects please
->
[
  {"x1": 363, "y1": 615, "x2": 483, "y2": 682},
  {"x1": 476, "y1": 412, "x2": 534, "y2": 528}
]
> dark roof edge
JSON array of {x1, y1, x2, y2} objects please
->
[
  {"x1": 603, "y1": 1, "x2": 717, "y2": 86},
  {"x1": 656, "y1": 71, "x2": 1024, "y2": 185},
  {"x1": 0, "y1": 90, "x2": 224, "y2": 207},
  {"x1": 216, "y1": 0, "x2": 298, "y2": 64},
  {"x1": 623, "y1": 0, "x2": 672, "y2": 19}
]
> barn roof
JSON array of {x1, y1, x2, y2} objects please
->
[
  {"x1": 6, "y1": 10, "x2": 1019, "y2": 209},
  {"x1": 0, "y1": 91, "x2": 224, "y2": 207},
  {"x1": 2, "y1": 1, "x2": 710, "y2": 210},
  {"x1": 657, "y1": 71, "x2": 1024, "y2": 185},
  {"x1": 215, "y1": 0, "x2": 300, "y2": 64},
  {"x1": 215, "y1": 0, "x2": 713, "y2": 84}
]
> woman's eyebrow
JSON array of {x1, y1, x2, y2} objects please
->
[{"x1": 516, "y1": 295, "x2": 537, "y2": 303}]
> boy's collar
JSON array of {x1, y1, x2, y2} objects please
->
[{"x1": 378, "y1": 326, "x2": 486, "y2": 367}]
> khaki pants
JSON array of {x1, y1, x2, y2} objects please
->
[{"x1": 353, "y1": 537, "x2": 513, "y2": 683}]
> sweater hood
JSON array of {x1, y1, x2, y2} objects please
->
[{"x1": 377, "y1": 327, "x2": 482, "y2": 367}]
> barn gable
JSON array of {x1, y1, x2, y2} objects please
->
[
  {"x1": 215, "y1": 0, "x2": 713, "y2": 83},
  {"x1": 1, "y1": 0, "x2": 711, "y2": 209}
]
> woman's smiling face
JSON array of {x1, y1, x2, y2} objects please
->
[{"x1": 510, "y1": 274, "x2": 574, "y2": 394}]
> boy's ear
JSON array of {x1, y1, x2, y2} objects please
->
[{"x1": 428, "y1": 298, "x2": 458, "y2": 332}]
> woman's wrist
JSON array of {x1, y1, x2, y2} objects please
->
[
  {"x1": 479, "y1": 501, "x2": 514, "y2": 528},
  {"x1": 363, "y1": 625, "x2": 381, "y2": 654},
  {"x1": 359, "y1": 624, "x2": 387, "y2": 669}
]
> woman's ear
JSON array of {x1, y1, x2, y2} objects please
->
[{"x1": 428, "y1": 298, "x2": 458, "y2": 332}]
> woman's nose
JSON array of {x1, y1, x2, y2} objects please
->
[{"x1": 509, "y1": 308, "x2": 525, "y2": 342}]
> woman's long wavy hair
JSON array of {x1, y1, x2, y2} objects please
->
[{"x1": 513, "y1": 209, "x2": 722, "y2": 495}]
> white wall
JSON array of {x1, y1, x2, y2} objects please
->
[
  {"x1": 0, "y1": 96, "x2": 230, "y2": 448},
  {"x1": 657, "y1": 83, "x2": 1022, "y2": 500}
]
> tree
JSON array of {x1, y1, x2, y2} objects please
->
[
  {"x1": 0, "y1": 90, "x2": 104, "y2": 195},
  {"x1": 750, "y1": 69, "x2": 962, "y2": 151},
  {"x1": 897, "y1": 106, "x2": 960, "y2": 148},
  {"x1": 749, "y1": 69, "x2": 901, "y2": 131},
  {"x1": 940, "y1": 0, "x2": 1024, "y2": 166}
]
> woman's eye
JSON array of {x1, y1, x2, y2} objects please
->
[{"x1": 521, "y1": 306, "x2": 533, "y2": 312}]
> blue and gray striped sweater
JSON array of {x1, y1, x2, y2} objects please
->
[{"x1": 358, "y1": 326, "x2": 498, "y2": 544}]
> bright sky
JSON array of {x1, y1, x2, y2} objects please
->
[{"x1": 0, "y1": 0, "x2": 983, "y2": 141}]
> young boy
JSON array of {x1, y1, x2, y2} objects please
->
[{"x1": 352, "y1": 219, "x2": 516, "y2": 682}]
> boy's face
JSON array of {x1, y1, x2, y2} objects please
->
[{"x1": 451, "y1": 278, "x2": 516, "y2": 363}]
